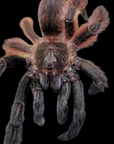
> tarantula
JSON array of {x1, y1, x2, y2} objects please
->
[{"x1": 0, "y1": 0, "x2": 109, "y2": 142}]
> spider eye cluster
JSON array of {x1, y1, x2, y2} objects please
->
[{"x1": 46, "y1": 64, "x2": 53, "y2": 70}]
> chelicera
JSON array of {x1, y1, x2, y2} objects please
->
[{"x1": 1, "y1": 0, "x2": 109, "y2": 142}]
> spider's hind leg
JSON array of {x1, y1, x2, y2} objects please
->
[
  {"x1": 0, "y1": 56, "x2": 29, "y2": 77},
  {"x1": 30, "y1": 78, "x2": 45, "y2": 126},
  {"x1": 58, "y1": 73, "x2": 85, "y2": 141},
  {"x1": 3, "y1": 70, "x2": 34, "y2": 144}
]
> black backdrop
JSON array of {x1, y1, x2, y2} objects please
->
[{"x1": 0, "y1": 0, "x2": 112, "y2": 143}]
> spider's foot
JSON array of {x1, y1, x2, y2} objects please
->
[
  {"x1": 3, "y1": 123, "x2": 23, "y2": 144},
  {"x1": 34, "y1": 116, "x2": 45, "y2": 126},
  {"x1": 58, "y1": 132, "x2": 68, "y2": 141},
  {"x1": 3, "y1": 102, "x2": 25, "y2": 144},
  {"x1": 58, "y1": 129, "x2": 78, "y2": 141},
  {"x1": 58, "y1": 79, "x2": 86, "y2": 141},
  {"x1": 58, "y1": 132, "x2": 74, "y2": 141},
  {"x1": 58, "y1": 110, "x2": 85, "y2": 141},
  {"x1": 88, "y1": 81, "x2": 105, "y2": 95}
]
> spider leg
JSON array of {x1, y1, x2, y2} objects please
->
[
  {"x1": 19, "y1": 17, "x2": 41, "y2": 44},
  {"x1": 0, "y1": 59, "x2": 6, "y2": 76},
  {"x1": 2, "y1": 37, "x2": 32, "y2": 57},
  {"x1": 65, "y1": 0, "x2": 88, "y2": 39},
  {"x1": 30, "y1": 78, "x2": 45, "y2": 126},
  {"x1": 71, "y1": 6, "x2": 110, "y2": 50},
  {"x1": 58, "y1": 75, "x2": 85, "y2": 141},
  {"x1": 3, "y1": 70, "x2": 34, "y2": 144},
  {"x1": 57, "y1": 76, "x2": 71, "y2": 125},
  {"x1": 0, "y1": 55, "x2": 31, "y2": 77},
  {"x1": 73, "y1": 57, "x2": 108, "y2": 95},
  {"x1": 50, "y1": 73, "x2": 70, "y2": 124}
]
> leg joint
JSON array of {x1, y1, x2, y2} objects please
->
[
  {"x1": 25, "y1": 69, "x2": 38, "y2": 79},
  {"x1": 69, "y1": 73, "x2": 79, "y2": 82},
  {"x1": 0, "y1": 58, "x2": 7, "y2": 67},
  {"x1": 74, "y1": 57, "x2": 82, "y2": 68},
  {"x1": 14, "y1": 100, "x2": 25, "y2": 106},
  {"x1": 32, "y1": 87, "x2": 41, "y2": 91}
]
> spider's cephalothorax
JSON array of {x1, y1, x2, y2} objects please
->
[{"x1": 1, "y1": 0, "x2": 109, "y2": 142}]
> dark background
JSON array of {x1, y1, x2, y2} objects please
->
[{"x1": 0, "y1": 0, "x2": 113, "y2": 143}]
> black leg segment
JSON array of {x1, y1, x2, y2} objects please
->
[
  {"x1": 0, "y1": 56, "x2": 31, "y2": 77},
  {"x1": 88, "y1": 80, "x2": 105, "y2": 95},
  {"x1": 2, "y1": 56, "x2": 27, "y2": 67},
  {"x1": 74, "y1": 57, "x2": 108, "y2": 94},
  {"x1": 3, "y1": 70, "x2": 34, "y2": 144},
  {"x1": 58, "y1": 79, "x2": 85, "y2": 141},
  {"x1": 0, "y1": 59, "x2": 6, "y2": 76}
]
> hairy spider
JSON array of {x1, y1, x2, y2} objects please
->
[{"x1": 1, "y1": 0, "x2": 109, "y2": 142}]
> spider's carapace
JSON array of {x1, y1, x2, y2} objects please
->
[{"x1": 35, "y1": 42, "x2": 69, "y2": 73}]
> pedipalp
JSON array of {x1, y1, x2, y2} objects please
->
[
  {"x1": 57, "y1": 76, "x2": 71, "y2": 125},
  {"x1": 30, "y1": 78, "x2": 45, "y2": 126}
]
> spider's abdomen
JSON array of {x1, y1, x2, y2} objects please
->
[
  {"x1": 35, "y1": 42, "x2": 69, "y2": 73},
  {"x1": 38, "y1": 0, "x2": 66, "y2": 36}
]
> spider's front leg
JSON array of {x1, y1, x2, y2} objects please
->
[
  {"x1": 30, "y1": 78, "x2": 45, "y2": 126},
  {"x1": 58, "y1": 73, "x2": 85, "y2": 141},
  {"x1": 73, "y1": 57, "x2": 108, "y2": 95},
  {"x1": 57, "y1": 76, "x2": 71, "y2": 125},
  {"x1": 3, "y1": 70, "x2": 35, "y2": 144}
]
